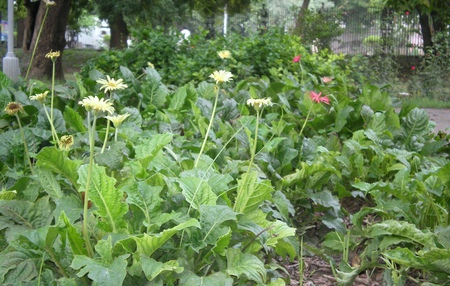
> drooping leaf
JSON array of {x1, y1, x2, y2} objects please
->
[
  {"x1": 122, "y1": 179, "x2": 163, "y2": 228},
  {"x1": 36, "y1": 147, "x2": 81, "y2": 187},
  {"x1": 132, "y1": 218, "x2": 199, "y2": 257},
  {"x1": 0, "y1": 251, "x2": 37, "y2": 285},
  {"x1": 0, "y1": 196, "x2": 52, "y2": 229},
  {"x1": 226, "y1": 248, "x2": 266, "y2": 284},
  {"x1": 71, "y1": 253, "x2": 130, "y2": 286},
  {"x1": 178, "y1": 177, "x2": 217, "y2": 210},
  {"x1": 134, "y1": 133, "x2": 173, "y2": 169},
  {"x1": 60, "y1": 212, "x2": 87, "y2": 256},
  {"x1": 370, "y1": 220, "x2": 437, "y2": 248},
  {"x1": 77, "y1": 164, "x2": 128, "y2": 232},
  {"x1": 64, "y1": 106, "x2": 87, "y2": 132},
  {"x1": 179, "y1": 271, "x2": 233, "y2": 286},
  {"x1": 140, "y1": 256, "x2": 183, "y2": 281},
  {"x1": 234, "y1": 171, "x2": 273, "y2": 215},
  {"x1": 35, "y1": 166, "x2": 63, "y2": 199}
]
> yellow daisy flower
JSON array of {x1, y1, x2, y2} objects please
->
[
  {"x1": 30, "y1": 91, "x2": 49, "y2": 103},
  {"x1": 96, "y1": 75, "x2": 128, "y2": 93},
  {"x1": 4, "y1": 102, "x2": 23, "y2": 116},
  {"x1": 209, "y1": 70, "x2": 233, "y2": 84},
  {"x1": 45, "y1": 50, "x2": 60, "y2": 60},
  {"x1": 78, "y1": 96, "x2": 115, "y2": 115},
  {"x1": 59, "y1": 135, "x2": 74, "y2": 151},
  {"x1": 218, "y1": 50, "x2": 232, "y2": 59},
  {"x1": 105, "y1": 113, "x2": 130, "y2": 127}
]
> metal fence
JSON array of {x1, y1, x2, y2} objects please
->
[{"x1": 207, "y1": 6, "x2": 424, "y2": 56}]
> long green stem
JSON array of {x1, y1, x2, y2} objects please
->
[
  {"x1": 43, "y1": 103, "x2": 59, "y2": 146},
  {"x1": 195, "y1": 86, "x2": 219, "y2": 167},
  {"x1": 25, "y1": 6, "x2": 50, "y2": 80},
  {"x1": 299, "y1": 105, "x2": 313, "y2": 138},
  {"x1": 50, "y1": 59, "x2": 57, "y2": 144},
  {"x1": 101, "y1": 119, "x2": 110, "y2": 153},
  {"x1": 82, "y1": 112, "x2": 95, "y2": 257},
  {"x1": 16, "y1": 115, "x2": 34, "y2": 175}
]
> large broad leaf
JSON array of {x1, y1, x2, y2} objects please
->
[
  {"x1": 265, "y1": 220, "x2": 296, "y2": 248},
  {"x1": 178, "y1": 177, "x2": 217, "y2": 210},
  {"x1": 134, "y1": 133, "x2": 173, "y2": 169},
  {"x1": 95, "y1": 141, "x2": 127, "y2": 170},
  {"x1": 198, "y1": 205, "x2": 237, "y2": 247},
  {"x1": 36, "y1": 147, "x2": 81, "y2": 187},
  {"x1": 0, "y1": 251, "x2": 37, "y2": 284},
  {"x1": 0, "y1": 196, "x2": 52, "y2": 229},
  {"x1": 369, "y1": 220, "x2": 437, "y2": 248},
  {"x1": 140, "y1": 255, "x2": 183, "y2": 281},
  {"x1": 64, "y1": 106, "x2": 87, "y2": 133},
  {"x1": 383, "y1": 247, "x2": 450, "y2": 274},
  {"x1": 35, "y1": 166, "x2": 63, "y2": 199},
  {"x1": 401, "y1": 108, "x2": 430, "y2": 151},
  {"x1": 179, "y1": 271, "x2": 233, "y2": 286},
  {"x1": 77, "y1": 164, "x2": 128, "y2": 232},
  {"x1": 226, "y1": 248, "x2": 266, "y2": 284},
  {"x1": 234, "y1": 171, "x2": 273, "y2": 214},
  {"x1": 60, "y1": 212, "x2": 87, "y2": 256},
  {"x1": 132, "y1": 218, "x2": 199, "y2": 257},
  {"x1": 71, "y1": 253, "x2": 129, "y2": 286},
  {"x1": 122, "y1": 179, "x2": 163, "y2": 228},
  {"x1": 169, "y1": 85, "x2": 188, "y2": 110}
]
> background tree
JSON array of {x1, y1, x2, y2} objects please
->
[
  {"x1": 22, "y1": 0, "x2": 72, "y2": 80},
  {"x1": 384, "y1": 0, "x2": 450, "y2": 50}
]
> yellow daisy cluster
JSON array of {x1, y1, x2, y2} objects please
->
[
  {"x1": 209, "y1": 70, "x2": 233, "y2": 84},
  {"x1": 78, "y1": 96, "x2": 115, "y2": 115},
  {"x1": 96, "y1": 75, "x2": 128, "y2": 93},
  {"x1": 246, "y1": 98, "x2": 273, "y2": 111}
]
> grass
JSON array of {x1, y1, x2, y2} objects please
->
[{"x1": 402, "y1": 97, "x2": 450, "y2": 109}]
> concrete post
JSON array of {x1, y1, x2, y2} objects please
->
[{"x1": 2, "y1": 0, "x2": 20, "y2": 81}]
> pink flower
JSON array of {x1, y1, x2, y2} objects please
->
[
  {"x1": 322, "y1": 76, "x2": 333, "y2": 84},
  {"x1": 292, "y1": 55, "x2": 301, "y2": 63},
  {"x1": 310, "y1": 91, "x2": 330, "y2": 105},
  {"x1": 411, "y1": 66, "x2": 416, "y2": 71},
  {"x1": 405, "y1": 11, "x2": 410, "y2": 15}
]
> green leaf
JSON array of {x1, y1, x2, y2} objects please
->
[
  {"x1": 370, "y1": 220, "x2": 437, "y2": 248},
  {"x1": 0, "y1": 196, "x2": 52, "y2": 229},
  {"x1": 234, "y1": 171, "x2": 273, "y2": 214},
  {"x1": 60, "y1": 211, "x2": 87, "y2": 256},
  {"x1": 334, "y1": 105, "x2": 354, "y2": 132},
  {"x1": 36, "y1": 147, "x2": 81, "y2": 187},
  {"x1": 133, "y1": 218, "x2": 199, "y2": 256},
  {"x1": 71, "y1": 253, "x2": 130, "y2": 286},
  {"x1": 226, "y1": 248, "x2": 266, "y2": 284},
  {"x1": 169, "y1": 85, "x2": 187, "y2": 110},
  {"x1": 179, "y1": 271, "x2": 233, "y2": 286},
  {"x1": 0, "y1": 251, "x2": 37, "y2": 284},
  {"x1": 35, "y1": 166, "x2": 63, "y2": 199},
  {"x1": 134, "y1": 133, "x2": 173, "y2": 169},
  {"x1": 77, "y1": 164, "x2": 128, "y2": 232},
  {"x1": 64, "y1": 106, "x2": 87, "y2": 132},
  {"x1": 123, "y1": 179, "x2": 163, "y2": 228},
  {"x1": 95, "y1": 141, "x2": 126, "y2": 170},
  {"x1": 198, "y1": 205, "x2": 237, "y2": 247},
  {"x1": 265, "y1": 220, "x2": 296, "y2": 247},
  {"x1": 0, "y1": 190, "x2": 17, "y2": 200},
  {"x1": 178, "y1": 177, "x2": 217, "y2": 210},
  {"x1": 141, "y1": 256, "x2": 183, "y2": 281}
]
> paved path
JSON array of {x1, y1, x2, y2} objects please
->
[{"x1": 424, "y1": 108, "x2": 450, "y2": 133}]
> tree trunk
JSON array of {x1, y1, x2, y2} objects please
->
[
  {"x1": 417, "y1": 8, "x2": 433, "y2": 51},
  {"x1": 23, "y1": 0, "x2": 72, "y2": 80},
  {"x1": 294, "y1": 0, "x2": 311, "y2": 36},
  {"x1": 109, "y1": 14, "x2": 128, "y2": 49}
]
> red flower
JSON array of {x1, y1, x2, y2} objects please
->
[
  {"x1": 310, "y1": 91, "x2": 330, "y2": 105},
  {"x1": 292, "y1": 55, "x2": 301, "y2": 63},
  {"x1": 411, "y1": 66, "x2": 416, "y2": 71},
  {"x1": 405, "y1": 11, "x2": 410, "y2": 15}
]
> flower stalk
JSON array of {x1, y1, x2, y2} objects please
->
[{"x1": 16, "y1": 114, "x2": 34, "y2": 175}]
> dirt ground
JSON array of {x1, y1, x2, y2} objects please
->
[{"x1": 424, "y1": 108, "x2": 450, "y2": 133}]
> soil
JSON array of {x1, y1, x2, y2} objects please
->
[{"x1": 424, "y1": 108, "x2": 450, "y2": 133}]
